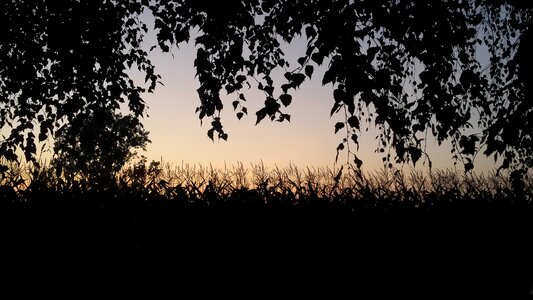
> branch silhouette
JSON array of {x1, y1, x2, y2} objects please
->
[{"x1": 1, "y1": 0, "x2": 532, "y2": 175}]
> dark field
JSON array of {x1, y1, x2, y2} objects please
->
[{"x1": 1, "y1": 163, "x2": 532, "y2": 297}]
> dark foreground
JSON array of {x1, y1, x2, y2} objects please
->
[{"x1": 2, "y1": 190, "x2": 532, "y2": 298}]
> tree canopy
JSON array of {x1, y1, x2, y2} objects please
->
[
  {"x1": 1, "y1": 0, "x2": 532, "y2": 175},
  {"x1": 52, "y1": 109, "x2": 150, "y2": 184}
]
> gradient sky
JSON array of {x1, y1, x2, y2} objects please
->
[{"x1": 132, "y1": 13, "x2": 501, "y2": 173}]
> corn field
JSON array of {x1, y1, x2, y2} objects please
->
[
  {"x1": 2, "y1": 159, "x2": 531, "y2": 205},
  {"x1": 1, "y1": 159, "x2": 532, "y2": 297}
]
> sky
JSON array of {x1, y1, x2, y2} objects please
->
[
  {"x1": 138, "y1": 36, "x2": 357, "y2": 170},
  {"x1": 134, "y1": 13, "x2": 500, "y2": 173}
]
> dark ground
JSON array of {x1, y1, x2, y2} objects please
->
[{"x1": 2, "y1": 192, "x2": 532, "y2": 298}]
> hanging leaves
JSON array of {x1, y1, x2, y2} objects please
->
[{"x1": 1, "y1": 0, "x2": 531, "y2": 175}]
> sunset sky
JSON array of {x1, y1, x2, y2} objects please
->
[{"x1": 134, "y1": 14, "x2": 499, "y2": 173}]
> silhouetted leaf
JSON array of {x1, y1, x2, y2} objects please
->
[
  {"x1": 460, "y1": 134, "x2": 479, "y2": 155},
  {"x1": 351, "y1": 133, "x2": 358, "y2": 144},
  {"x1": 330, "y1": 103, "x2": 342, "y2": 116},
  {"x1": 354, "y1": 155, "x2": 363, "y2": 169},
  {"x1": 305, "y1": 65, "x2": 314, "y2": 79},
  {"x1": 412, "y1": 123, "x2": 425, "y2": 133},
  {"x1": 460, "y1": 69, "x2": 474, "y2": 88},
  {"x1": 236, "y1": 75, "x2": 246, "y2": 83},
  {"x1": 465, "y1": 161, "x2": 474, "y2": 172},
  {"x1": 347, "y1": 116, "x2": 359, "y2": 130},
  {"x1": 264, "y1": 97, "x2": 280, "y2": 114},
  {"x1": 225, "y1": 84, "x2": 235, "y2": 94},
  {"x1": 305, "y1": 26, "x2": 317, "y2": 39},
  {"x1": 367, "y1": 46, "x2": 379, "y2": 61},
  {"x1": 256, "y1": 109, "x2": 267, "y2": 125},
  {"x1": 281, "y1": 83, "x2": 292, "y2": 93},
  {"x1": 280, "y1": 94, "x2": 292, "y2": 107},
  {"x1": 264, "y1": 85, "x2": 274, "y2": 96},
  {"x1": 409, "y1": 147, "x2": 422, "y2": 166},
  {"x1": 291, "y1": 73, "x2": 306, "y2": 87},
  {"x1": 199, "y1": 110, "x2": 206, "y2": 120},
  {"x1": 211, "y1": 118, "x2": 222, "y2": 131},
  {"x1": 322, "y1": 69, "x2": 336, "y2": 85},
  {"x1": 333, "y1": 88, "x2": 345, "y2": 103},
  {"x1": 335, "y1": 122, "x2": 345, "y2": 134},
  {"x1": 311, "y1": 52, "x2": 324, "y2": 65},
  {"x1": 38, "y1": 132, "x2": 47, "y2": 142},
  {"x1": 265, "y1": 76, "x2": 273, "y2": 86}
]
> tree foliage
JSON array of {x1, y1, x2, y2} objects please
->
[
  {"x1": 52, "y1": 110, "x2": 150, "y2": 184},
  {"x1": 0, "y1": 0, "x2": 155, "y2": 169},
  {"x1": 1, "y1": 0, "x2": 532, "y2": 174}
]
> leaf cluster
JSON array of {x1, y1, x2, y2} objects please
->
[
  {"x1": 150, "y1": 0, "x2": 533, "y2": 172},
  {"x1": 2, "y1": 0, "x2": 532, "y2": 175}
]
